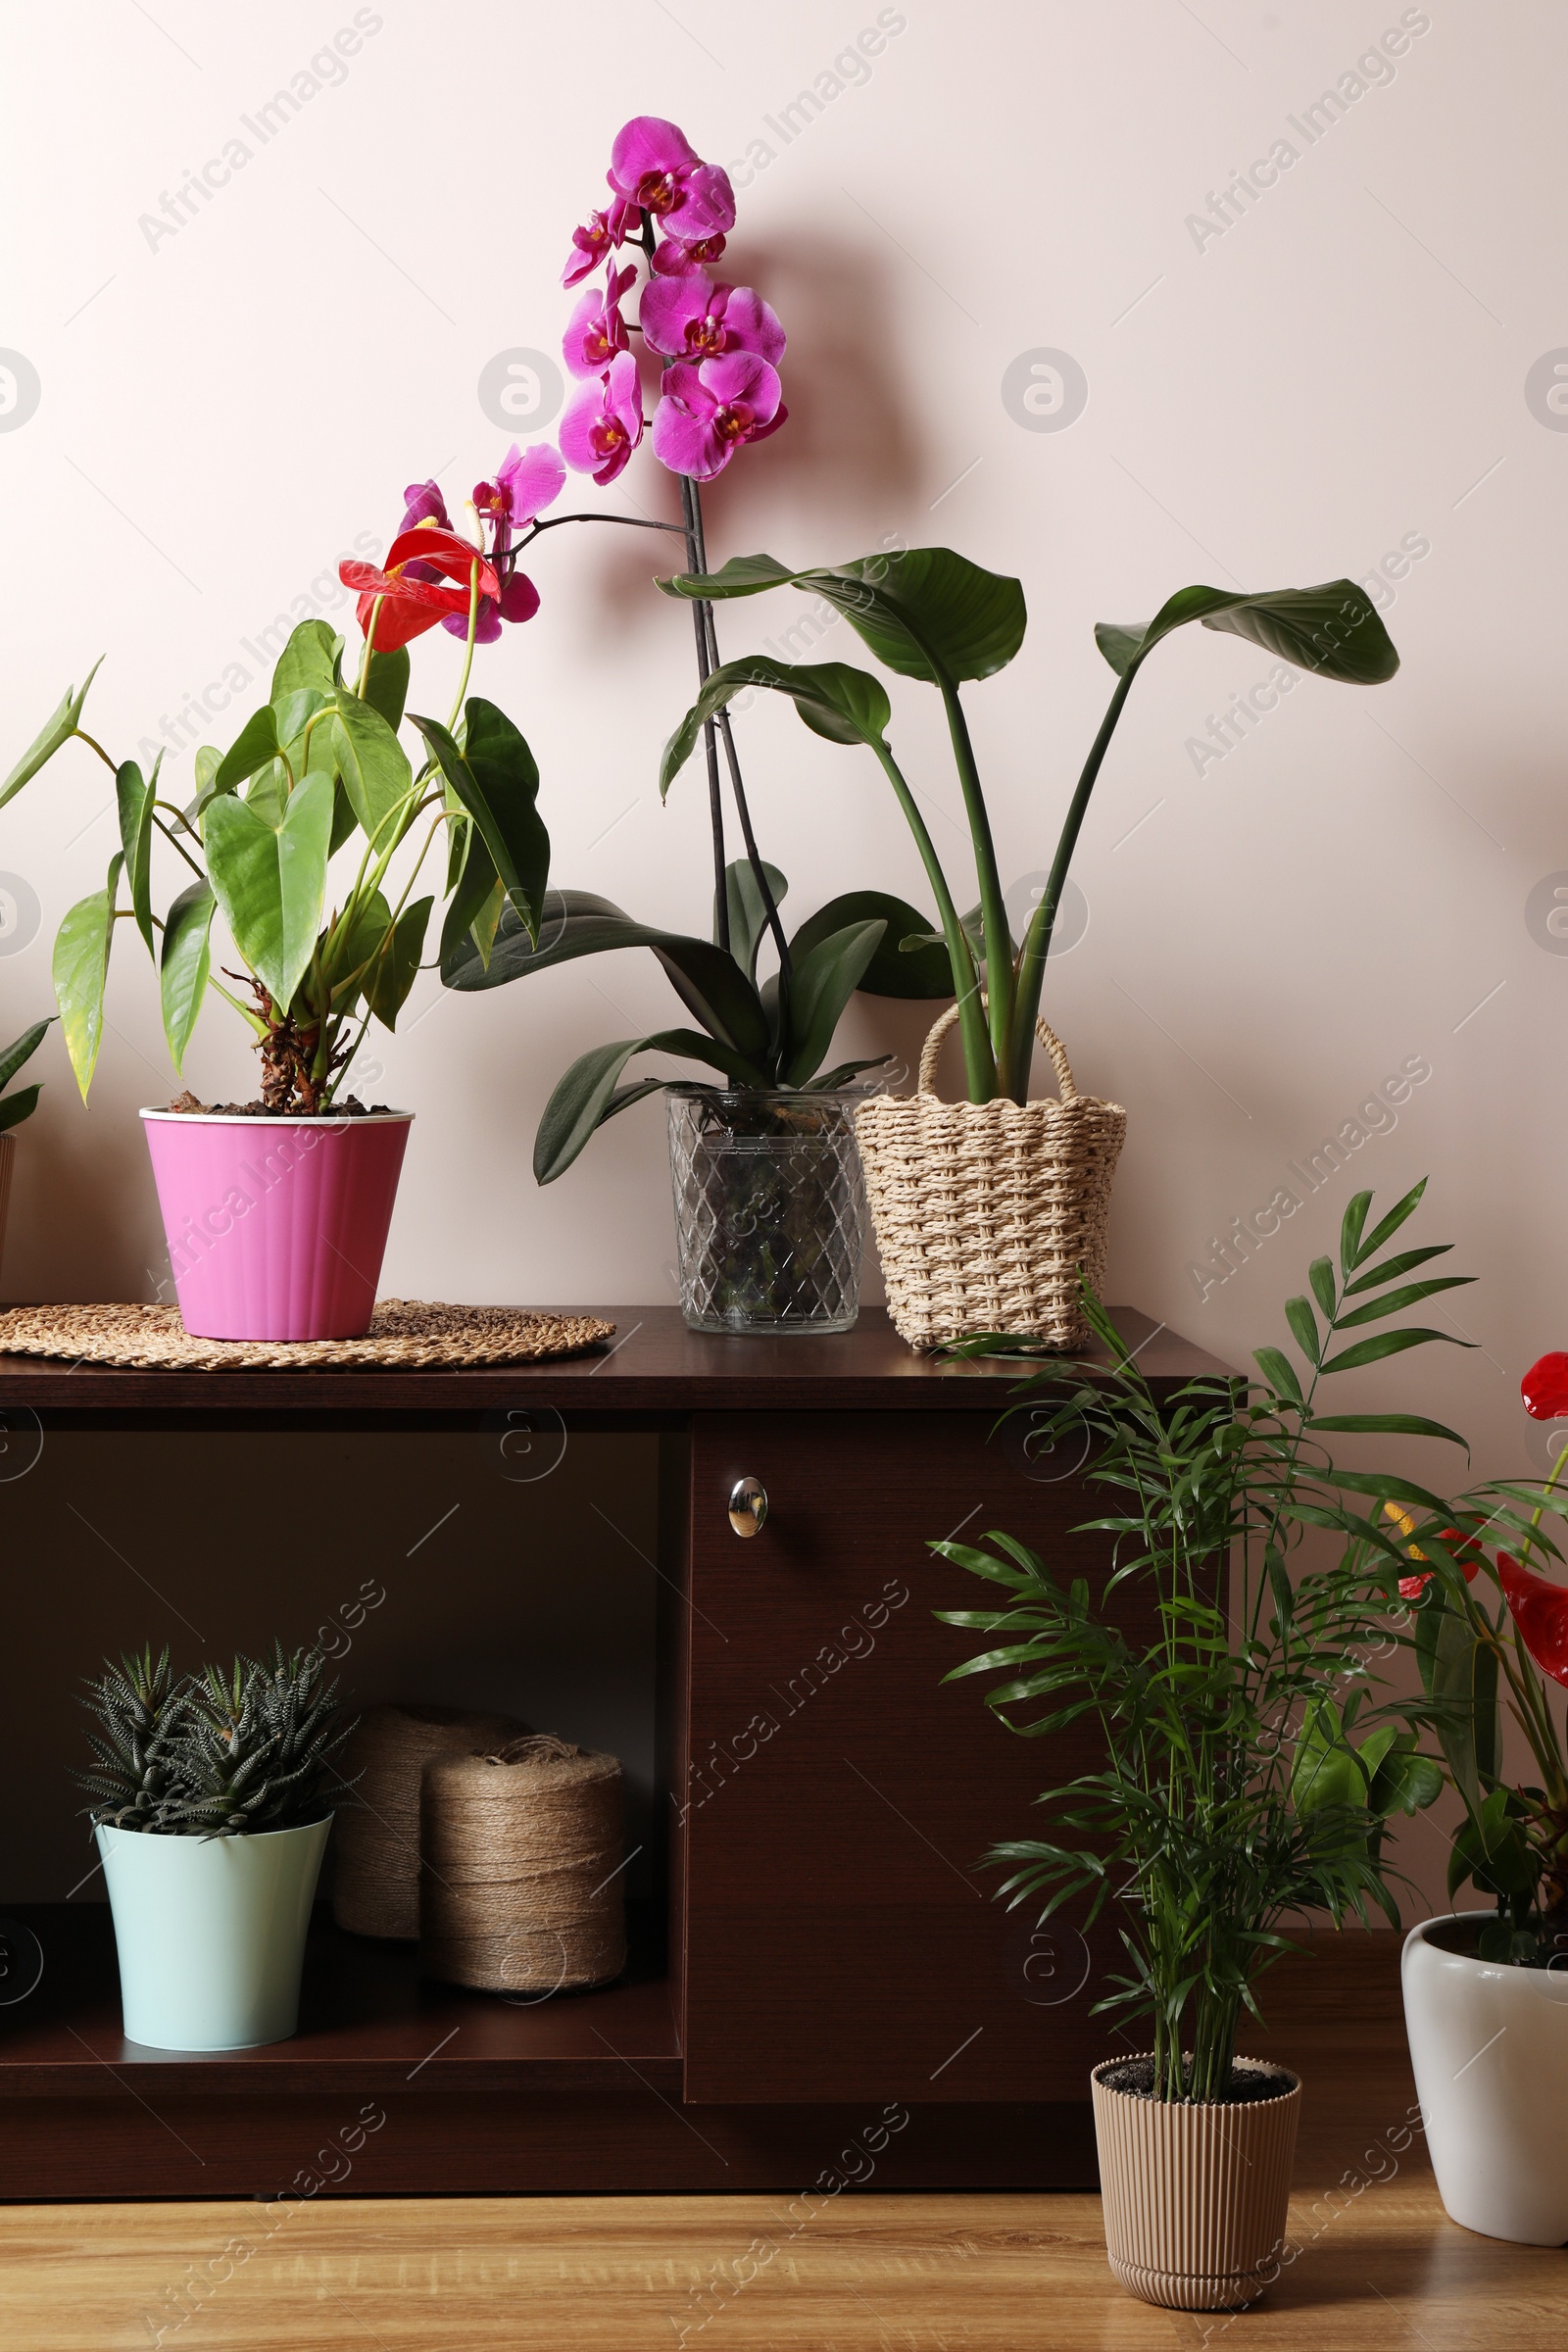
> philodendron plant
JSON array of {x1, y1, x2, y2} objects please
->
[
  {"x1": 3, "y1": 448, "x2": 561, "y2": 1112},
  {"x1": 658, "y1": 553, "x2": 1401, "y2": 1103}
]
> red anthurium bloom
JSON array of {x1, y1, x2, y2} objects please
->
[
  {"x1": 1383, "y1": 1504, "x2": 1484, "y2": 1600},
  {"x1": 1498, "y1": 1551, "x2": 1568, "y2": 1688},
  {"x1": 339, "y1": 526, "x2": 500, "y2": 652},
  {"x1": 1522, "y1": 1352, "x2": 1568, "y2": 1421}
]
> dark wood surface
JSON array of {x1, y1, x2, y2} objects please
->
[
  {"x1": 0, "y1": 1904, "x2": 678, "y2": 2097},
  {"x1": 0, "y1": 1306, "x2": 1231, "y2": 1416},
  {"x1": 679, "y1": 1411, "x2": 1143, "y2": 2105},
  {"x1": 0, "y1": 1936, "x2": 1405, "y2": 2199}
]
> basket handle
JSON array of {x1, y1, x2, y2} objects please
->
[{"x1": 916, "y1": 999, "x2": 1080, "y2": 1102}]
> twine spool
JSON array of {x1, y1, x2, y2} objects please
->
[
  {"x1": 332, "y1": 1704, "x2": 529, "y2": 1939},
  {"x1": 419, "y1": 1735, "x2": 626, "y2": 1994}
]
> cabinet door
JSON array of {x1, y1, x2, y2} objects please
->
[{"x1": 680, "y1": 1409, "x2": 1132, "y2": 2104}]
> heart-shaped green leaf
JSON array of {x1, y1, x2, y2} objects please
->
[
  {"x1": 411, "y1": 702, "x2": 548, "y2": 942},
  {"x1": 116, "y1": 758, "x2": 159, "y2": 956},
  {"x1": 269, "y1": 619, "x2": 339, "y2": 705},
  {"x1": 215, "y1": 704, "x2": 281, "y2": 794},
  {"x1": 368, "y1": 896, "x2": 433, "y2": 1029},
  {"x1": 159, "y1": 880, "x2": 217, "y2": 1071},
  {"x1": 330, "y1": 690, "x2": 413, "y2": 848},
  {"x1": 1, "y1": 659, "x2": 103, "y2": 808},
  {"x1": 53, "y1": 853, "x2": 123, "y2": 1099},
  {"x1": 202, "y1": 768, "x2": 333, "y2": 1011}
]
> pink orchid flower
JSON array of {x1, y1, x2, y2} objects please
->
[
  {"x1": 639, "y1": 272, "x2": 786, "y2": 368},
  {"x1": 652, "y1": 351, "x2": 786, "y2": 481},
  {"x1": 564, "y1": 263, "x2": 636, "y2": 381},
  {"x1": 651, "y1": 231, "x2": 728, "y2": 277},
  {"x1": 560, "y1": 351, "x2": 645, "y2": 485},
  {"x1": 458, "y1": 441, "x2": 565, "y2": 641},
  {"x1": 607, "y1": 117, "x2": 735, "y2": 243},
  {"x1": 562, "y1": 197, "x2": 639, "y2": 289}
]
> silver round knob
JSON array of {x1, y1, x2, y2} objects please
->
[{"x1": 727, "y1": 1476, "x2": 767, "y2": 1538}]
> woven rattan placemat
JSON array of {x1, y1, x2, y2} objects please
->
[{"x1": 0, "y1": 1300, "x2": 615, "y2": 1372}]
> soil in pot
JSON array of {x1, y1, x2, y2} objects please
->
[{"x1": 1098, "y1": 2057, "x2": 1298, "y2": 2105}]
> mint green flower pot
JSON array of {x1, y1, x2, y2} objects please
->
[{"x1": 96, "y1": 1817, "x2": 331, "y2": 2050}]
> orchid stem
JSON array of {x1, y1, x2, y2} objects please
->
[
  {"x1": 446, "y1": 564, "x2": 481, "y2": 734},
  {"x1": 685, "y1": 482, "x2": 792, "y2": 993},
  {"x1": 680, "y1": 475, "x2": 729, "y2": 952}
]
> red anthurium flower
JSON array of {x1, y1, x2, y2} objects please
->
[
  {"x1": 1522, "y1": 1352, "x2": 1568, "y2": 1421},
  {"x1": 1498, "y1": 1551, "x2": 1568, "y2": 1688},
  {"x1": 1383, "y1": 1504, "x2": 1484, "y2": 1600},
  {"x1": 339, "y1": 527, "x2": 500, "y2": 652}
]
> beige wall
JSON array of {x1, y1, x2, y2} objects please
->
[{"x1": 1, "y1": 3, "x2": 1563, "y2": 1913}]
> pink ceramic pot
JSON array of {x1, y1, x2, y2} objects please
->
[{"x1": 140, "y1": 1109, "x2": 413, "y2": 1342}]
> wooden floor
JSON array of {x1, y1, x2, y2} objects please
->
[{"x1": 0, "y1": 1939, "x2": 1562, "y2": 2350}]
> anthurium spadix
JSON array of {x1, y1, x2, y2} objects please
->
[
  {"x1": 6, "y1": 444, "x2": 561, "y2": 1111},
  {"x1": 659, "y1": 553, "x2": 1399, "y2": 1104}
]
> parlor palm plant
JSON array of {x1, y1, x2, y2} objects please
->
[{"x1": 934, "y1": 1182, "x2": 1460, "y2": 2104}]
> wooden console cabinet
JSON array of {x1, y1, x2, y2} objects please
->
[{"x1": 0, "y1": 1307, "x2": 1226, "y2": 2199}]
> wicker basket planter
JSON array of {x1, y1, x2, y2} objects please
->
[
  {"x1": 1092, "y1": 2058, "x2": 1301, "y2": 2310},
  {"x1": 855, "y1": 1004, "x2": 1126, "y2": 1351}
]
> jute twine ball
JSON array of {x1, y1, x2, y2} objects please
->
[
  {"x1": 419, "y1": 1734, "x2": 626, "y2": 1994},
  {"x1": 332, "y1": 1704, "x2": 528, "y2": 1939}
]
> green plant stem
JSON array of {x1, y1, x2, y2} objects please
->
[
  {"x1": 679, "y1": 477, "x2": 730, "y2": 952},
  {"x1": 1007, "y1": 668, "x2": 1136, "y2": 1099},
  {"x1": 445, "y1": 563, "x2": 481, "y2": 733},
  {"x1": 938, "y1": 681, "x2": 1012, "y2": 1080},
  {"x1": 872, "y1": 742, "x2": 995, "y2": 1097},
  {"x1": 356, "y1": 599, "x2": 385, "y2": 698}
]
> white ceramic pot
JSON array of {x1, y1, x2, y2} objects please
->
[
  {"x1": 1402, "y1": 1913, "x2": 1568, "y2": 2244},
  {"x1": 97, "y1": 1817, "x2": 331, "y2": 2050}
]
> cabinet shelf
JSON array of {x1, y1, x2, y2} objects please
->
[{"x1": 0, "y1": 1904, "x2": 678, "y2": 2099}]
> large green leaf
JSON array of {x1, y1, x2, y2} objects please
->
[
  {"x1": 437, "y1": 818, "x2": 505, "y2": 975},
  {"x1": 0, "y1": 1085, "x2": 41, "y2": 1135},
  {"x1": 363, "y1": 646, "x2": 411, "y2": 734},
  {"x1": 535, "y1": 1029, "x2": 769, "y2": 1184},
  {"x1": 791, "y1": 891, "x2": 953, "y2": 999},
  {"x1": 269, "y1": 619, "x2": 338, "y2": 705},
  {"x1": 660, "y1": 657, "x2": 892, "y2": 798},
  {"x1": 202, "y1": 768, "x2": 333, "y2": 1011},
  {"x1": 214, "y1": 704, "x2": 281, "y2": 795},
  {"x1": 1095, "y1": 581, "x2": 1398, "y2": 686},
  {"x1": 367, "y1": 897, "x2": 432, "y2": 1029},
  {"x1": 116, "y1": 759, "x2": 158, "y2": 956},
  {"x1": 331, "y1": 690, "x2": 414, "y2": 848},
  {"x1": 0, "y1": 1020, "x2": 52, "y2": 1096},
  {"x1": 659, "y1": 550, "x2": 1027, "y2": 686},
  {"x1": 724, "y1": 858, "x2": 788, "y2": 979},
  {"x1": 442, "y1": 889, "x2": 772, "y2": 1064},
  {"x1": 159, "y1": 881, "x2": 216, "y2": 1071},
  {"x1": 0, "y1": 659, "x2": 103, "y2": 808},
  {"x1": 411, "y1": 704, "x2": 548, "y2": 942},
  {"x1": 53, "y1": 853, "x2": 123, "y2": 1100},
  {"x1": 780, "y1": 919, "x2": 886, "y2": 1087}
]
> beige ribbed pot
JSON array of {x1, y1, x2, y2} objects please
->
[{"x1": 1091, "y1": 2058, "x2": 1301, "y2": 2311}]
